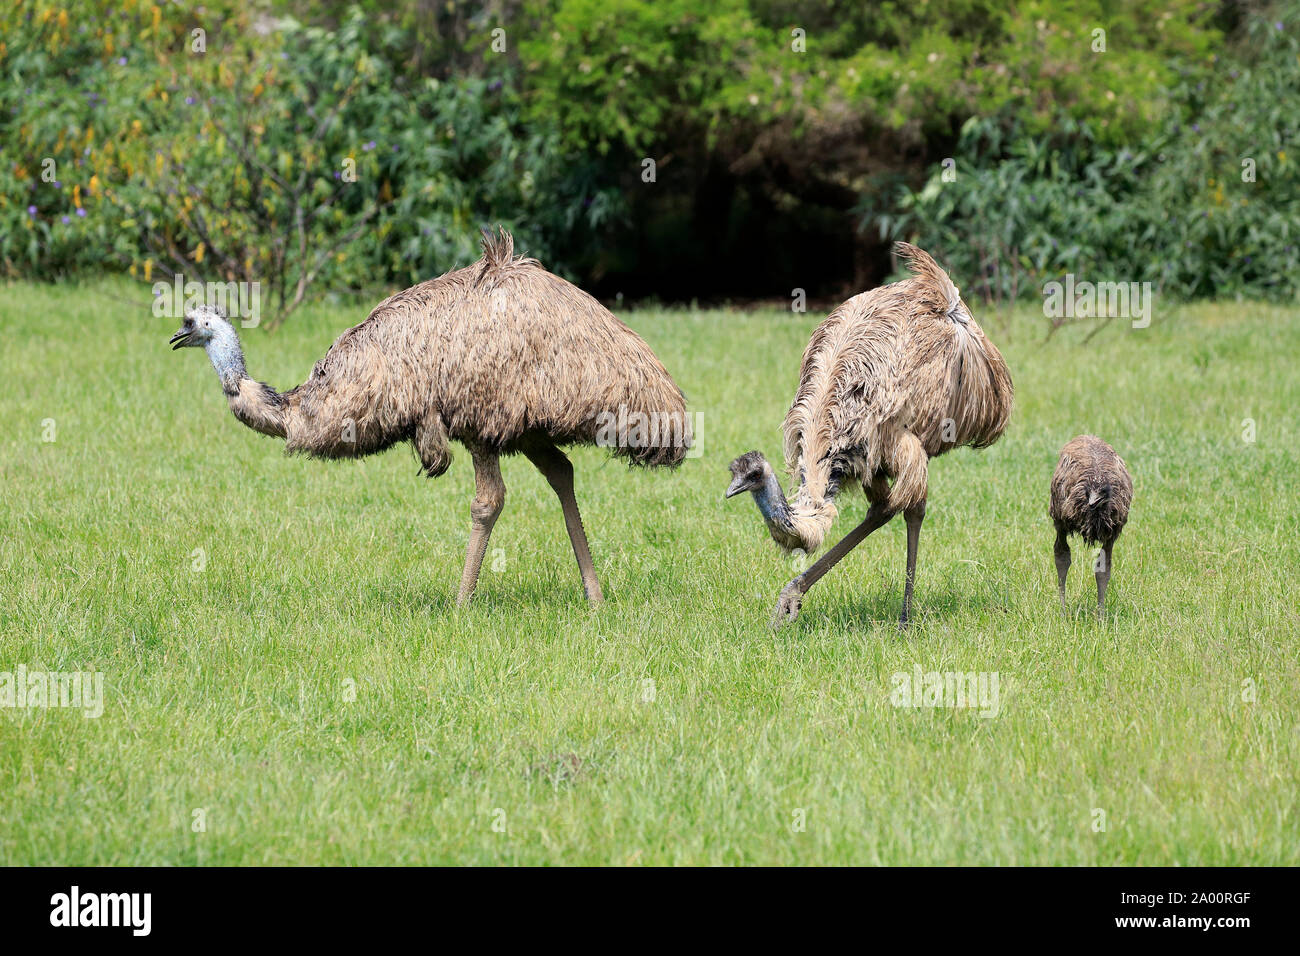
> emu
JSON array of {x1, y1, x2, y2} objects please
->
[
  {"x1": 726, "y1": 243, "x2": 1013, "y2": 628},
  {"x1": 169, "y1": 228, "x2": 690, "y2": 606},
  {"x1": 1049, "y1": 435, "x2": 1133, "y2": 616}
]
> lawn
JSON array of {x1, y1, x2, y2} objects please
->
[{"x1": 1, "y1": 278, "x2": 1297, "y2": 865}]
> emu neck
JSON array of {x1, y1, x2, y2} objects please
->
[
  {"x1": 751, "y1": 470, "x2": 796, "y2": 541},
  {"x1": 204, "y1": 328, "x2": 248, "y2": 396},
  {"x1": 203, "y1": 328, "x2": 288, "y2": 439}
]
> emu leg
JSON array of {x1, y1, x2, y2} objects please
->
[
  {"x1": 899, "y1": 501, "x2": 927, "y2": 630},
  {"x1": 772, "y1": 502, "x2": 895, "y2": 628},
  {"x1": 524, "y1": 443, "x2": 604, "y2": 603},
  {"x1": 1054, "y1": 525, "x2": 1071, "y2": 614},
  {"x1": 1095, "y1": 540, "x2": 1114, "y2": 618},
  {"x1": 456, "y1": 446, "x2": 505, "y2": 606}
]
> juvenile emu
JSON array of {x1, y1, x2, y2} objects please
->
[
  {"x1": 726, "y1": 243, "x2": 1013, "y2": 628},
  {"x1": 1049, "y1": 435, "x2": 1133, "y2": 616},
  {"x1": 169, "y1": 228, "x2": 690, "y2": 606}
]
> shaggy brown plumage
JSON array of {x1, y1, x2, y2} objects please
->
[
  {"x1": 1049, "y1": 435, "x2": 1133, "y2": 616},
  {"x1": 171, "y1": 227, "x2": 690, "y2": 606},
  {"x1": 726, "y1": 242, "x2": 1013, "y2": 628}
]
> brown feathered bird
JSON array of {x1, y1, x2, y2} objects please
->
[
  {"x1": 169, "y1": 228, "x2": 690, "y2": 605},
  {"x1": 726, "y1": 243, "x2": 1012, "y2": 628},
  {"x1": 1049, "y1": 435, "x2": 1133, "y2": 616}
]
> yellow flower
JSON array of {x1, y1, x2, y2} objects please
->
[
  {"x1": 143, "y1": 259, "x2": 153, "y2": 282},
  {"x1": 194, "y1": 242, "x2": 205, "y2": 263}
]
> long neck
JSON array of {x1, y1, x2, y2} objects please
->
[
  {"x1": 750, "y1": 463, "x2": 839, "y2": 555},
  {"x1": 205, "y1": 326, "x2": 248, "y2": 395},
  {"x1": 204, "y1": 328, "x2": 288, "y2": 439},
  {"x1": 750, "y1": 468, "x2": 800, "y2": 547}
]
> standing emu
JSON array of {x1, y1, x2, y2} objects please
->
[
  {"x1": 726, "y1": 243, "x2": 1012, "y2": 628},
  {"x1": 169, "y1": 228, "x2": 690, "y2": 606},
  {"x1": 1049, "y1": 435, "x2": 1132, "y2": 616}
]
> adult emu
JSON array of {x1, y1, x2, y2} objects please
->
[
  {"x1": 726, "y1": 243, "x2": 1012, "y2": 628},
  {"x1": 169, "y1": 228, "x2": 690, "y2": 605}
]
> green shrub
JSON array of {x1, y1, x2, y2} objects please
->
[
  {"x1": 1, "y1": 1, "x2": 616, "y2": 322},
  {"x1": 875, "y1": 3, "x2": 1299, "y2": 304}
]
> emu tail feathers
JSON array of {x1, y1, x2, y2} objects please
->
[{"x1": 895, "y1": 241, "x2": 962, "y2": 319}]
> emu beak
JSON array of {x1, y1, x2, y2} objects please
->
[
  {"x1": 725, "y1": 476, "x2": 748, "y2": 499},
  {"x1": 169, "y1": 327, "x2": 192, "y2": 349}
]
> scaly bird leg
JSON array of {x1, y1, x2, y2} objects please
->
[
  {"x1": 524, "y1": 443, "x2": 604, "y2": 604},
  {"x1": 456, "y1": 445, "x2": 505, "y2": 607},
  {"x1": 1095, "y1": 540, "x2": 1114, "y2": 619},
  {"x1": 772, "y1": 502, "x2": 896, "y2": 628},
  {"x1": 899, "y1": 500, "x2": 926, "y2": 630},
  {"x1": 1054, "y1": 524, "x2": 1071, "y2": 615}
]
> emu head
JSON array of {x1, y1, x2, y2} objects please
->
[
  {"x1": 725, "y1": 450, "x2": 770, "y2": 499},
  {"x1": 169, "y1": 304, "x2": 237, "y2": 351}
]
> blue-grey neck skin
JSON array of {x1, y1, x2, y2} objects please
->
[
  {"x1": 751, "y1": 468, "x2": 793, "y2": 535},
  {"x1": 204, "y1": 324, "x2": 247, "y2": 395}
]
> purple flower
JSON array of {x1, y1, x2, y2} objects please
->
[
  {"x1": 489, "y1": 79, "x2": 503, "y2": 92},
  {"x1": 185, "y1": 96, "x2": 195, "y2": 105},
  {"x1": 61, "y1": 215, "x2": 70, "y2": 224},
  {"x1": 333, "y1": 171, "x2": 341, "y2": 179},
  {"x1": 1192, "y1": 123, "x2": 1200, "y2": 132},
  {"x1": 363, "y1": 141, "x2": 376, "y2": 151},
  {"x1": 76, "y1": 208, "x2": 86, "y2": 217},
  {"x1": 1276, "y1": 22, "x2": 1284, "y2": 30},
  {"x1": 118, "y1": 57, "x2": 127, "y2": 66},
  {"x1": 26, "y1": 205, "x2": 36, "y2": 216},
  {"x1": 53, "y1": 181, "x2": 62, "y2": 188}
]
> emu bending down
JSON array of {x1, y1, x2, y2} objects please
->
[
  {"x1": 1049, "y1": 435, "x2": 1133, "y2": 616},
  {"x1": 170, "y1": 228, "x2": 690, "y2": 606},
  {"x1": 726, "y1": 243, "x2": 1013, "y2": 628}
]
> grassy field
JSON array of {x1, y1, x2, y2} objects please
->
[{"x1": 1, "y1": 278, "x2": 1297, "y2": 865}]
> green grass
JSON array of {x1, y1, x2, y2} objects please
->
[{"x1": 2, "y1": 279, "x2": 1298, "y2": 865}]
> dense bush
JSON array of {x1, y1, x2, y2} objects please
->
[
  {"x1": 0, "y1": 0, "x2": 1293, "y2": 310},
  {"x1": 868, "y1": 3, "x2": 1300, "y2": 303},
  {"x1": 0, "y1": 1, "x2": 616, "y2": 321}
]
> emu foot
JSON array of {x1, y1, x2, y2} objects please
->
[{"x1": 771, "y1": 582, "x2": 804, "y2": 629}]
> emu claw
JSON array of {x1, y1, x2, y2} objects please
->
[{"x1": 771, "y1": 583, "x2": 804, "y2": 629}]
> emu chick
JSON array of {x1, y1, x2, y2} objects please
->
[{"x1": 1049, "y1": 435, "x2": 1133, "y2": 616}]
